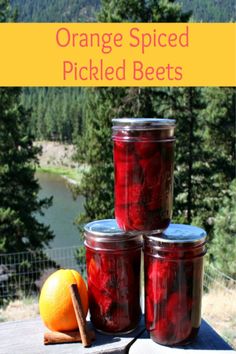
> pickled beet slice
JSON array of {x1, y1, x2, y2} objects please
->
[
  {"x1": 174, "y1": 317, "x2": 192, "y2": 343},
  {"x1": 151, "y1": 318, "x2": 174, "y2": 345},
  {"x1": 145, "y1": 296, "x2": 155, "y2": 329},
  {"x1": 140, "y1": 153, "x2": 162, "y2": 184},
  {"x1": 89, "y1": 272, "x2": 109, "y2": 291},
  {"x1": 114, "y1": 156, "x2": 142, "y2": 185},
  {"x1": 86, "y1": 246, "x2": 141, "y2": 333},
  {"x1": 100, "y1": 254, "x2": 116, "y2": 273},
  {"x1": 127, "y1": 204, "x2": 147, "y2": 230},
  {"x1": 104, "y1": 304, "x2": 130, "y2": 332},
  {"x1": 148, "y1": 259, "x2": 174, "y2": 288},
  {"x1": 88, "y1": 258, "x2": 110, "y2": 289},
  {"x1": 145, "y1": 259, "x2": 176, "y2": 305},
  {"x1": 145, "y1": 184, "x2": 162, "y2": 211},
  {"x1": 114, "y1": 141, "x2": 135, "y2": 162},
  {"x1": 89, "y1": 289, "x2": 113, "y2": 321},
  {"x1": 115, "y1": 189, "x2": 126, "y2": 206},
  {"x1": 95, "y1": 292, "x2": 113, "y2": 315},
  {"x1": 127, "y1": 183, "x2": 144, "y2": 204},
  {"x1": 114, "y1": 157, "x2": 134, "y2": 176},
  {"x1": 146, "y1": 278, "x2": 166, "y2": 304},
  {"x1": 134, "y1": 141, "x2": 157, "y2": 159},
  {"x1": 88, "y1": 257, "x2": 100, "y2": 282},
  {"x1": 167, "y1": 292, "x2": 190, "y2": 325},
  {"x1": 117, "y1": 259, "x2": 134, "y2": 289}
]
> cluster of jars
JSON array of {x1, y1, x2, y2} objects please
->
[{"x1": 84, "y1": 118, "x2": 206, "y2": 345}]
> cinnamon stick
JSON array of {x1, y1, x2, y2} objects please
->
[
  {"x1": 44, "y1": 330, "x2": 95, "y2": 345},
  {"x1": 70, "y1": 283, "x2": 92, "y2": 347}
]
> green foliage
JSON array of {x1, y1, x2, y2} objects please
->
[
  {"x1": 0, "y1": 88, "x2": 54, "y2": 253},
  {"x1": 74, "y1": 88, "x2": 115, "y2": 224},
  {"x1": 162, "y1": 88, "x2": 207, "y2": 225},
  {"x1": 200, "y1": 87, "x2": 235, "y2": 236},
  {"x1": 98, "y1": 0, "x2": 191, "y2": 22},
  {"x1": 11, "y1": 0, "x2": 98, "y2": 144},
  {"x1": 162, "y1": 87, "x2": 235, "y2": 239},
  {"x1": 180, "y1": 0, "x2": 235, "y2": 22},
  {"x1": 209, "y1": 180, "x2": 236, "y2": 278},
  {"x1": 202, "y1": 87, "x2": 235, "y2": 183},
  {"x1": 0, "y1": 0, "x2": 11, "y2": 21},
  {"x1": 0, "y1": 1, "x2": 56, "y2": 304},
  {"x1": 74, "y1": 247, "x2": 86, "y2": 278},
  {"x1": 10, "y1": 0, "x2": 99, "y2": 22},
  {"x1": 21, "y1": 88, "x2": 83, "y2": 142},
  {"x1": 10, "y1": 0, "x2": 235, "y2": 22}
]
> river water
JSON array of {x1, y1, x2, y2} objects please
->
[{"x1": 36, "y1": 172, "x2": 84, "y2": 249}]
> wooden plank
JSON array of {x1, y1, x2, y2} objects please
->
[
  {"x1": 129, "y1": 319, "x2": 235, "y2": 354},
  {"x1": 0, "y1": 317, "x2": 145, "y2": 354}
]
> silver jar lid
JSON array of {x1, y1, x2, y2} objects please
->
[
  {"x1": 112, "y1": 118, "x2": 175, "y2": 130},
  {"x1": 84, "y1": 219, "x2": 142, "y2": 249},
  {"x1": 85, "y1": 219, "x2": 128, "y2": 237},
  {"x1": 147, "y1": 224, "x2": 206, "y2": 244}
]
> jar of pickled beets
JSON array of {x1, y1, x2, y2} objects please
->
[
  {"x1": 144, "y1": 224, "x2": 206, "y2": 346},
  {"x1": 84, "y1": 219, "x2": 142, "y2": 334},
  {"x1": 112, "y1": 118, "x2": 175, "y2": 233}
]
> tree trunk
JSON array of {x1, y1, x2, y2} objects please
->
[{"x1": 187, "y1": 88, "x2": 194, "y2": 223}]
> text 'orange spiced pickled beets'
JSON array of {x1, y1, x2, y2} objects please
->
[{"x1": 112, "y1": 118, "x2": 175, "y2": 233}]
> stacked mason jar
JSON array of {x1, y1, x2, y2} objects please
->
[{"x1": 84, "y1": 118, "x2": 206, "y2": 345}]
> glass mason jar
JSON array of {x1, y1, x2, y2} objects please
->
[
  {"x1": 84, "y1": 219, "x2": 142, "y2": 334},
  {"x1": 112, "y1": 118, "x2": 175, "y2": 233},
  {"x1": 144, "y1": 224, "x2": 206, "y2": 346}
]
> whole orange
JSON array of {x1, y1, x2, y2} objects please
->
[{"x1": 39, "y1": 269, "x2": 88, "y2": 332}]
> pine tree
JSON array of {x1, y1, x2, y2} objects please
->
[
  {"x1": 75, "y1": 1, "x2": 191, "y2": 224},
  {"x1": 202, "y1": 87, "x2": 235, "y2": 184},
  {"x1": 0, "y1": 0, "x2": 12, "y2": 22},
  {"x1": 210, "y1": 179, "x2": 236, "y2": 278},
  {"x1": 74, "y1": 88, "x2": 115, "y2": 223},
  {"x1": 0, "y1": 1, "x2": 53, "y2": 254},
  {"x1": 22, "y1": 87, "x2": 83, "y2": 142},
  {"x1": 200, "y1": 87, "x2": 236, "y2": 236},
  {"x1": 0, "y1": 3, "x2": 56, "y2": 304},
  {"x1": 162, "y1": 87, "x2": 235, "y2": 239},
  {"x1": 0, "y1": 88, "x2": 54, "y2": 253},
  {"x1": 0, "y1": 86, "x2": 56, "y2": 302},
  {"x1": 98, "y1": 0, "x2": 191, "y2": 22},
  {"x1": 160, "y1": 88, "x2": 207, "y2": 225},
  {"x1": 10, "y1": 0, "x2": 235, "y2": 23}
]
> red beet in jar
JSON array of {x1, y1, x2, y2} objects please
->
[
  {"x1": 112, "y1": 118, "x2": 175, "y2": 233},
  {"x1": 84, "y1": 219, "x2": 142, "y2": 334},
  {"x1": 144, "y1": 224, "x2": 206, "y2": 346}
]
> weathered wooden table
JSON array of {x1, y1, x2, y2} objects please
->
[{"x1": 0, "y1": 316, "x2": 234, "y2": 354}]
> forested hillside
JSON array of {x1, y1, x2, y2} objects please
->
[
  {"x1": 11, "y1": 0, "x2": 235, "y2": 22},
  {"x1": 11, "y1": 0, "x2": 99, "y2": 22},
  {"x1": 180, "y1": 0, "x2": 235, "y2": 22},
  {"x1": 22, "y1": 88, "x2": 83, "y2": 142}
]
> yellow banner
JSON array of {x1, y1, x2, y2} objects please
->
[{"x1": 0, "y1": 23, "x2": 235, "y2": 86}]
